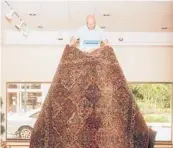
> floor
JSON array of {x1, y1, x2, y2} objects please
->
[{"x1": 5, "y1": 141, "x2": 173, "y2": 148}]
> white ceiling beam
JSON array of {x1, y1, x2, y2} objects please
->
[{"x1": 3, "y1": 31, "x2": 173, "y2": 46}]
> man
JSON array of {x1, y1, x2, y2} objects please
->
[{"x1": 69, "y1": 15, "x2": 110, "y2": 51}]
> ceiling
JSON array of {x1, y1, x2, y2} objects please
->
[{"x1": 2, "y1": 1, "x2": 173, "y2": 32}]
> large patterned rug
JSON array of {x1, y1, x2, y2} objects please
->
[{"x1": 29, "y1": 45, "x2": 156, "y2": 148}]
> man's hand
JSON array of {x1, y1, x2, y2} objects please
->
[
  {"x1": 69, "y1": 37, "x2": 78, "y2": 47},
  {"x1": 105, "y1": 44, "x2": 111, "y2": 48},
  {"x1": 103, "y1": 39, "x2": 111, "y2": 48}
]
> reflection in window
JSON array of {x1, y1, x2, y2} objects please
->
[
  {"x1": 7, "y1": 83, "x2": 51, "y2": 139},
  {"x1": 30, "y1": 112, "x2": 40, "y2": 118},
  {"x1": 129, "y1": 83, "x2": 172, "y2": 142}
]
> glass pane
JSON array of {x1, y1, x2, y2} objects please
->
[
  {"x1": 7, "y1": 82, "x2": 172, "y2": 142},
  {"x1": 129, "y1": 83, "x2": 172, "y2": 141},
  {"x1": 7, "y1": 82, "x2": 51, "y2": 139},
  {"x1": 30, "y1": 112, "x2": 40, "y2": 118}
]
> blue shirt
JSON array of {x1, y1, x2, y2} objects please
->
[{"x1": 73, "y1": 25, "x2": 107, "y2": 51}]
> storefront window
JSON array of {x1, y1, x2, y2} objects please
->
[
  {"x1": 6, "y1": 82, "x2": 172, "y2": 142},
  {"x1": 6, "y1": 82, "x2": 51, "y2": 139},
  {"x1": 129, "y1": 83, "x2": 172, "y2": 142}
]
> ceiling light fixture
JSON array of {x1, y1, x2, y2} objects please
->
[
  {"x1": 22, "y1": 25, "x2": 30, "y2": 37},
  {"x1": 58, "y1": 32, "x2": 63, "y2": 40},
  {"x1": 29, "y1": 13, "x2": 36, "y2": 16},
  {"x1": 15, "y1": 20, "x2": 25, "y2": 31},
  {"x1": 58, "y1": 38, "x2": 63, "y2": 40},
  {"x1": 37, "y1": 25, "x2": 43, "y2": 29},
  {"x1": 5, "y1": 9, "x2": 15, "y2": 22},
  {"x1": 100, "y1": 25, "x2": 106, "y2": 29},
  {"x1": 162, "y1": 27, "x2": 168, "y2": 30},
  {"x1": 103, "y1": 13, "x2": 110, "y2": 17},
  {"x1": 118, "y1": 38, "x2": 123, "y2": 41},
  {"x1": 5, "y1": 0, "x2": 30, "y2": 37}
]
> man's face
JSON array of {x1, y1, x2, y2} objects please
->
[{"x1": 87, "y1": 18, "x2": 96, "y2": 30}]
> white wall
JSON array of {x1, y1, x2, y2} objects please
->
[
  {"x1": 115, "y1": 46, "x2": 173, "y2": 82},
  {"x1": 2, "y1": 45, "x2": 173, "y2": 83},
  {"x1": 2, "y1": 45, "x2": 64, "y2": 82}
]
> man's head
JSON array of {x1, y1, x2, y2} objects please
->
[{"x1": 86, "y1": 15, "x2": 96, "y2": 30}]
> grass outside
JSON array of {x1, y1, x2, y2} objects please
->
[{"x1": 144, "y1": 114, "x2": 171, "y2": 123}]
